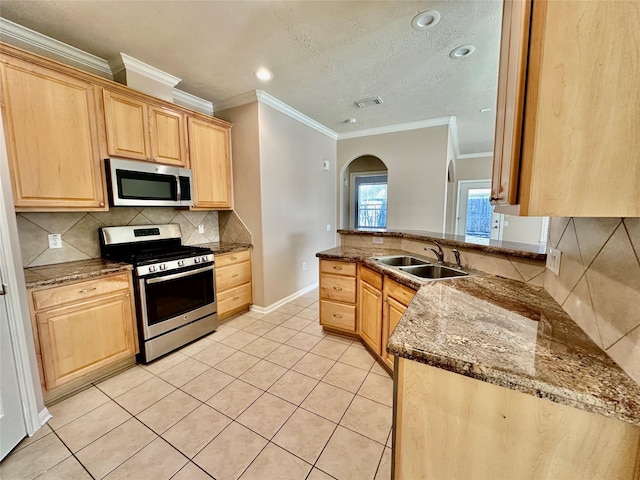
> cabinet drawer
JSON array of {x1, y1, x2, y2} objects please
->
[
  {"x1": 384, "y1": 277, "x2": 416, "y2": 307},
  {"x1": 33, "y1": 273, "x2": 131, "y2": 311},
  {"x1": 216, "y1": 262, "x2": 251, "y2": 292},
  {"x1": 320, "y1": 260, "x2": 356, "y2": 277},
  {"x1": 360, "y1": 266, "x2": 383, "y2": 290},
  {"x1": 320, "y1": 300, "x2": 356, "y2": 332},
  {"x1": 218, "y1": 283, "x2": 252, "y2": 315},
  {"x1": 320, "y1": 274, "x2": 356, "y2": 304},
  {"x1": 216, "y1": 249, "x2": 251, "y2": 268}
]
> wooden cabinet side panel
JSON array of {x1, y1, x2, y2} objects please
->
[
  {"x1": 395, "y1": 359, "x2": 640, "y2": 480},
  {"x1": 103, "y1": 90, "x2": 150, "y2": 160},
  {"x1": 382, "y1": 296, "x2": 407, "y2": 369},
  {"x1": 358, "y1": 280, "x2": 383, "y2": 355}
]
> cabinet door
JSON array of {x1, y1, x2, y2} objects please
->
[
  {"x1": 0, "y1": 59, "x2": 106, "y2": 210},
  {"x1": 149, "y1": 105, "x2": 188, "y2": 166},
  {"x1": 382, "y1": 296, "x2": 408, "y2": 370},
  {"x1": 359, "y1": 281, "x2": 383, "y2": 355},
  {"x1": 188, "y1": 116, "x2": 233, "y2": 209},
  {"x1": 37, "y1": 292, "x2": 136, "y2": 390},
  {"x1": 103, "y1": 90, "x2": 150, "y2": 160}
]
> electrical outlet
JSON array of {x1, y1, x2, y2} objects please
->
[
  {"x1": 326, "y1": 224, "x2": 331, "y2": 232},
  {"x1": 302, "y1": 262, "x2": 307, "y2": 271},
  {"x1": 546, "y1": 247, "x2": 562, "y2": 275},
  {"x1": 372, "y1": 237, "x2": 384, "y2": 245},
  {"x1": 198, "y1": 224, "x2": 205, "y2": 234},
  {"x1": 48, "y1": 234, "x2": 62, "y2": 249}
]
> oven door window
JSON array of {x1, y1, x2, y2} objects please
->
[
  {"x1": 144, "y1": 268, "x2": 214, "y2": 326},
  {"x1": 117, "y1": 169, "x2": 177, "y2": 201}
]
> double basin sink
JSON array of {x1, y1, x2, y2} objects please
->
[{"x1": 372, "y1": 255, "x2": 469, "y2": 280}]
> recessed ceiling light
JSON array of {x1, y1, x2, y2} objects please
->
[
  {"x1": 355, "y1": 97, "x2": 383, "y2": 108},
  {"x1": 449, "y1": 45, "x2": 476, "y2": 59},
  {"x1": 411, "y1": 10, "x2": 441, "y2": 30},
  {"x1": 254, "y1": 68, "x2": 273, "y2": 81},
  {"x1": 345, "y1": 118, "x2": 357, "y2": 124}
]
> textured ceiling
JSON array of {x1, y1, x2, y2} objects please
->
[{"x1": 0, "y1": 1, "x2": 502, "y2": 154}]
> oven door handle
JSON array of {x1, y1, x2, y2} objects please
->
[{"x1": 145, "y1": 264, "x2": 214, "y2": 285}]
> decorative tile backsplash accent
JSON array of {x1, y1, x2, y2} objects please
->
[
  {"x1": 219, "y1": 210, "x2": 252, "y2": 244},
  {"x1": 17, "y1": 208, "x2": 220, "y2": 267},
  {"x1": 544, "y1": 217, "x2": 640, "y2": 386}
]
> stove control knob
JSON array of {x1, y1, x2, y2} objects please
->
[
  {"x1": 201, "y1": 256, "x2": 208, "y2": 263},
  {"x1": 194, "y1": 257, "x2": 200, "y2": 264},
  {"x1": 178, "y1": 260, "x2": 185, "y2": 266},
  {"x1": 159, "y1": 264, "x2": 166, "y2": 271},
  {"x1": 149, "y1": 266, "x2": 157, "y2": 273}
]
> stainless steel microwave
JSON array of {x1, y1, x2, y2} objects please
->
[{"x1": 105, "y1": 158, "x2": 193, "y2": 207}]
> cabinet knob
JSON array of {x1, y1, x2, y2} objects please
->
[{"x1": 99, "y1": 202, "x2": 105, "y2": 207}]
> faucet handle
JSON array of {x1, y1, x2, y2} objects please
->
[{"x1": 452, "y1": 249, "x2": 462, "y2": 269}]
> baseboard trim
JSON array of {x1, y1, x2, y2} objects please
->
[
  {"x1": 250, "y1": 282, "x2": 318, "y2": 315},
  {"x1": 38, "y1": 408, "x2": 52, "y2": 429}
]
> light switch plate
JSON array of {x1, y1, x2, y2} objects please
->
[
  {"x1": 372, "y1": 237, "x2": 384, "y2": 245},
  {"x1": 546, "y1": 247, "x2": 561, "y2": 275},
  {"x1": 48, "y1": 234, "x2": 62, "y2": 249}
]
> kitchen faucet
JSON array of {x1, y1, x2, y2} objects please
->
[{"x1": 425, "y1": 241, "x2": 445, "y2": 264}]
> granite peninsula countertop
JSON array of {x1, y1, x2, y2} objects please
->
[
  {"x1": 317, "y1": 246, "x2": 640, "y2": 427},
  {"x1": 24, "y1": 242, "x2": 252, "y2": 289},
  {"x1": 338, "y1": 228, "x2": 546, "y2": 260}
]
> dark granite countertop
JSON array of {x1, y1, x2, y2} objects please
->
[
  {"x1": 24, "y1": 259, "x2": 133, "y2": 289},
  {"x1": 338, "y1": 228, "x2": 546, "y2": 260},
  {"x1": 317, "y1": 246, "x2": 640, "y2": 427},
  {"x1": 199, "y1": 242, "x2": 252, "y2": 255}
]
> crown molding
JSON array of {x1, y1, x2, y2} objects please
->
[
  {"x1": 0, "y1": 18, "x2": 112, "y2": 76},
  {"x1": 213, "y1": 91, "x2": 260, "y2": 112},
  {"x1": 173, "y1": 89, "x2": 214, "y2": 116},
  {"x1": 111, "y1": 52, "x2": 181, "y2": 87},
  {"x1": 457, "y1": 151, "x2": 494, "y2": 160},
  {"x1": 337, "y1": 117, "x2": 454, "y2": 140}
]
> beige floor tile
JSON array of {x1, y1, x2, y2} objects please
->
[
  {"x1": 223, "y1": 315, "x2": 258, "y2": 330},
  {"x1": 324, "y1": 333, "x2": 352, "y2": 345},
  {"x1": 285, "y1": 331, "x2": 323, "y2": 351},
  {"x1": 75, "y1": 418, "x2": 156, "y2": 479},
  {"x1": 307, "y1": 468, "x2": 335, "y2": 480},
  {"x1": 375, "y1": 448, "x2": 392, "y2": 480},
  {"x1": 307, "y1": 301, "x2": 319, "y2": 311},
  {"x1": 192, "y1": 342, "x2": 237, "y2": 367},
  {"x1": 267, "y1": 370, "x2": 318, "y2": 405},
  {"x1": 272, "y1": 408, "x2": 336, "y2": 464},
  {"x1": 11, "y1": 423, "x2": 52, "y2": 454},
  {"x1": 207, "y1": 325, "x2": 239, "y2": 341},
  {"x1": 114, "y1": 377, "x2": 176, "y2": 415},
  {"x1": 243, "y1": 310, "x2": 265, "y2": 319},
  {"x1": 193, "y1": 422, "x2": 267, "y2": 480},
  {"x1": 48, "y1": 386, "x2": 110, "y2": 429},
  {"x1": 301, "y1": 382, "x2": 354, "y2": 423},
  {"x1": 137, "y1": 390, "x2": 201, "y2": 434},
  {"x1": 289, "y1": 295, "x2": 316, "y2": 308},
  {"x1": 0, "y1": 433, "x2": 71, "y2": 480},
  {"x1": 171, "y1": 462, "x2": 213, "y2": 480},
  {"x1": 301, "y1": 322, "x2": 326, "y2": 337},
  {"x1": 358, "y1": 372, "x2": 394, "y2": 407},
  {"x1": 311, "y1": 338, "x2": 350, "y2": 360},
  {"x1": 95, "y1": 366, "x2": 155, "y2": 399},
  {"x1": 281, "y1": 316, "x2": 313, "y2": 331},
  {"x1": 296, "y1": 308, "x2": 319, "y2": 321},
  {"x1": 275, "y1": 303, "x2": 305, "y2": 316},
  {"x1": 236, "y1": 393, "x2": 296, "y2": 439},
  {"x1": 141, "y1": 351, "x2": 189, "y2": 375},
  {"x1": 316, "y1": 426, "x2": 385, "y2": 480},
  {"x1": 241, "y1": 337, "x2": 281, "y2": 358},
  {"x1": 56, "y1": 401, "x2": 131, "y2": 452},
  {"x1": 180, "y1": 367, "x2": 235, "y2": 402},
  {"x1": 239, "y1": 360, "x2": 287, "y2": 390},
  {"x1": 36, "y1": 455, "x2": 92, "y2": 479},
  {"x1": 158, "y1": 357, "x2": 210, "y2": 387},
  {"x1": 322, "y1": 362, "x2": 368, "y2": 393},
  {"x1": 206, "y1": 380, "x2": 263, "y2": 418},
  {"x1": 214, "y1": 351, "x2": 261, "y2": 377},
  {"x1": 219, "y1": 330, "x2": 260, "y2": 350},
  {"x1": 370, "y1": 361, "x2": 391, "y2": 377},
  {"x1": 263, "y1": 325, "x2": 298, "y2": 343},
  {"x1": 239, "y1": 442, "x2": 311, "y2": 480},
  {"x1": 163, "y1": 404, "x2": 231, "y2": 458},
  {"x1": 265, "y1": 344, "x2": 307, "y2": 368},
  {"x1": 261, "y1": 311, "x2": 291, "y2": 325},
  {"x1": 178, "y1": 337, "x2": 216, "y2": 357},
  {"x1": 292, "y1": 352, "x2": 335, "y2": 380},
  {"x1": 339, "y1": 345, "x2": 376, "y2": 371},
  {"x1": 340, "y1": 396, "x2": 392, "y2": 445},
  {"x1": 103, "y1": 437, "x2": 187, "y2": 480},
  {"x1": 241, "y1": 320, "x2": 275, "y2": 336}
]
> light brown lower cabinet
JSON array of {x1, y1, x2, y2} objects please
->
[
  {"x1": 319, "y1": 260, "x2": 357, "y2": 334},
  {"x1": 215, "y1": 249, "x2": 253, "y2": 321},
  {"x1": 29, "y1": 272, "x2": 138, "y2": 404},
  {"x1": 381, "y1": 278, "x2": 416, "y2": 370},
  {"x1": 394, "y1": 357, "x2": 640, "y2": 480},
  {"x1": 358, "y1": 266, "x2": 383, "y2": 355}
]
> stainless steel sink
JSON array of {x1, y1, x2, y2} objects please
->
[
  {"x1": 372, "y1": 255, "x2": 431, "y2": 267},
  {"x1": 398, "y1": 264, "x2": 469, "y2": 279}
]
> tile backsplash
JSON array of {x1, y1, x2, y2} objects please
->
[
  {"x1": 17, "y1": 208, "x2": 220, "y2": 267},
  {"x1": 544, "y1": 217, "x2": 640, "y2": 386}
]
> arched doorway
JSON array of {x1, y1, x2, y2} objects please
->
[{"x1": 341, "y1": 155, "x2": 388, "y2": 229}]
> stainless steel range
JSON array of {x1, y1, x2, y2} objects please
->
[{"x1": 99, "y1": 224, "x2": 218, "y2": 363}]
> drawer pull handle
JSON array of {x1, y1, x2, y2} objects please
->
[
  {"x1": 333, "y1": 287, "x2": 343, "y2": 291},
  {"x1": 232, "y1": 274, "x2": 239, "y2": 278},
  {"x1": 79, "y1": 287, "x2": 97, "y2": 293},
  {"x1": 231, "y1": 256, "x2": 237, "y2": 261},
  {"x1": 332, "y1": 314, "x2": 343, "y2": 319},
  {"x1": 333, "y1": 266, "x2": 343, "y2": 271},
  {"x1": 233, "y1": 296, "x2": 240, "y2": 301}
]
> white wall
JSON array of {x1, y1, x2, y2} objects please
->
[{"x1": 337, "y1": 125, "x2": 449, "y2": 232}]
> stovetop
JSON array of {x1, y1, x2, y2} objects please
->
[{"x1": 119, "y1": 245, "x2": 213, "y2": 266}]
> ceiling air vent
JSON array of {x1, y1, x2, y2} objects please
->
[{"x1": 355, "y1": 96, "x2": 384, "y2": 108}]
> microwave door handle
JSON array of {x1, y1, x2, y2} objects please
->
[
  {"x1": 175, "y1": 175, "x2": 181, "y2": 202},
  {"x1": 146, "y1": 265, "x2": 213, "y2": 285}
]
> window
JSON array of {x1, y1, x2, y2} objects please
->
[{"x1": 354, "y1": 174, "x2": 387, "y2": 229}]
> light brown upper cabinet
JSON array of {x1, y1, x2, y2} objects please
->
[
  {"x1": 188, "y1": 116, "x2": 233, "y2": 210},
  {"x1": 0, "y1": 56, "x2": 106, "y2": 211},
  {"x1": 492, "y1": 0, "x2": 640, "y2": 217},
  {"x1": 103, "y1": 90, "x2": 188, "y2": 167}
]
